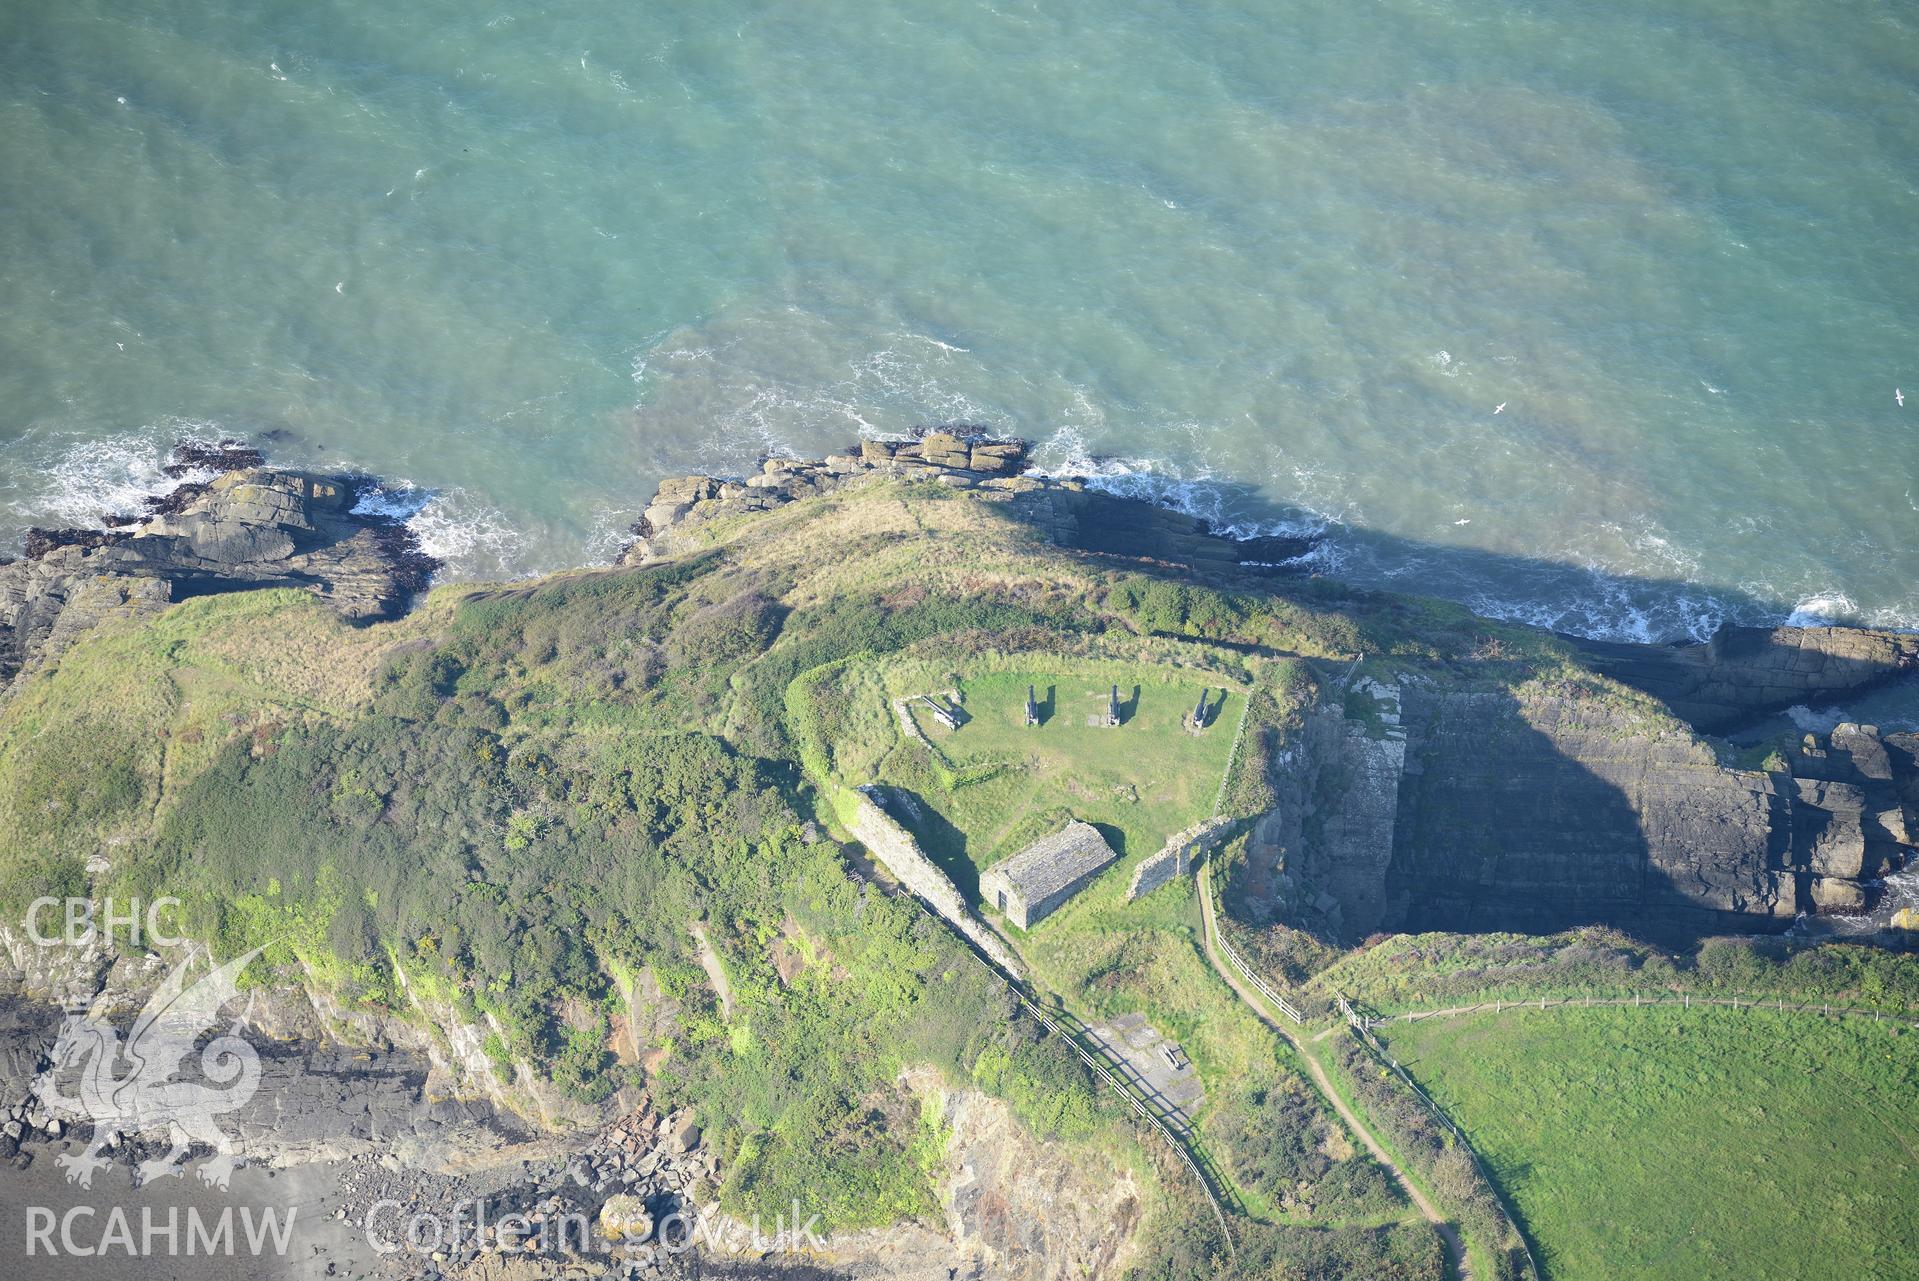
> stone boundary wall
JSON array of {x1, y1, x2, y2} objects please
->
[
  {"x1": 1127, "y1": 817, "x2": 1234, "y2": 902},
  {"x1": 846, "y1": 788, "x2": 1022, "y2": 977}
]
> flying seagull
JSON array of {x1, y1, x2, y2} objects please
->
[
  {"x1": 1493, "y1": 403, "x2": 1507, "y2": 415},
  {"x1": 1898, "y1": 388, "x2": 1905, "y2": 408}
]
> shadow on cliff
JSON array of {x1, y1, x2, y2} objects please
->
[
  {"x1": 970, "y1": 478, "x2": 1919, "y2": 945},
  {"x1": 994, "y1": 480, "x2": 1917, "y2": 736},
  {"x1": 1223, "y1": 680, "x2": 1814, "y2": 949},
  {"x1": 1010, "y1": 474, "x2": 1802, "y2": 640},
  {"x1": 1382, "y1": 685, "x2": 1808, "y2": 948}
]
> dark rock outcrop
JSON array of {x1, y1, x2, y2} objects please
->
[
  {"x1": 623, "y1": 429, "x2": 1317, "y2": 573},
  {"x1": 630, "y1": 431, "x2": 1919, "y2": 943},
  {"x1": 1380, "y1": 691, "x2": 1795, "y2": 939},
  {"x1": 0, "y1": 451, "x2": 438, "y2": 684},
  {"x1": 1570, "y1": 625, "x2": 1919, "y2": 733},
  {"x1": 1263, "y1": 678, "x2": 1919, "y2": 943}
]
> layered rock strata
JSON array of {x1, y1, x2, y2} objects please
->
[
  {"x1": 0, "y1": 445, "x2": 437, "y2": 684},
  {"x1": 1264, "y1": 680, "x2": 1919, "y2": 941},
  {"x1": 1571, "y1": 625, "x2": 1919, "y2": 733}
]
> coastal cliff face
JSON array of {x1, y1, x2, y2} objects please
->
[
  {"x1": 0, "y1": 431, "x2": 1914, "y2": 1281},
  {"x1": 781, "y1": 1070, "x2": 1141, "y2": 1281},
  {"x1": 0, "y1": 934, "x2": 539, "y2": 1165},
  {"x1": 7, "y1": 433, "x2": 1911, "y2": 954},
  {"x1": 1256, "y1": 679, "x2": 1919, "y2": 943},
  {"x1": 0, "y1": 939, "x2": 1141, "y2": 1281},
  {"x1": 1571, "y1": 626, "x2": 1919, "y2": 733}
]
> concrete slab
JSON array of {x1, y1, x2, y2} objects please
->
[{"x1": 1084, "y1": 1012, "x2": 1205, "y2": 1127}]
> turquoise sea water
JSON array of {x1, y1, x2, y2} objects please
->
[{"x1": 2, "y1": 0, "x2": 1916, "y2": 639}]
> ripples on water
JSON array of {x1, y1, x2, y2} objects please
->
[{"x1": 1, "y1": 0, "x2": 1915, "y2": 640}]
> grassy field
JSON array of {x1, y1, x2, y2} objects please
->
[
  {"x1": 878, "y1": 665, "x2": 1242, "y2": 889},
  {"x1": 1379, "y1": 1006, "x2": 1919, "y2": 1281}
]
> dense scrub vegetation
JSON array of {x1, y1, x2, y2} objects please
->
[
  {"x1": 1127, "y1": 1200, "x2": 1444, "y2": 1281},
  {"x1": 1208, "y1": 1068, "x2": 1401, "y2": 1221},
  {"x1": 0, "y1": 588, "x2": 397, "y2": 915},
  {"x1": 1102, "y1": 573, "x2": 1561, "y2": 669},
  {"x1": 11, "y1": 477, "x2": 1914, "y2": 1277},
  {"x1": 1321, "y1": 1035, "x2": 1534, "y2": 1281},
  {"x1": 98, "y1": 556, "x2": 1122, "y2": 1230}
]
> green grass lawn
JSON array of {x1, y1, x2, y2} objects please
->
[
  {"x1": 879, "y1": 666, "x2": 1241, "y2": 888},
  {"x1": 1379, "y1": 1006, "x2": 1919, "y2": 1281}
]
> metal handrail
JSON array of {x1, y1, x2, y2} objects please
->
[{"x1": 1215, "y1": 927, "x2": 1304, "y2": 1025}]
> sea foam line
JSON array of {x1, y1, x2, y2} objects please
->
[{"x1": 16, "y1": 425, "x2": 230, "y2": 530}]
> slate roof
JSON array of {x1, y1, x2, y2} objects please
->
[{"x1": 987, "y1": 820, "x2": 1117, "y2": 901}]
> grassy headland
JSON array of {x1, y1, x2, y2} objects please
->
[{"x1": 1, "y1": 468, "x2": 1914, "y2": 1280}]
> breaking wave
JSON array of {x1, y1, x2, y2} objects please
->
[
  {"x1": 351, "y1": 480, "x2": 524, "y2": 580},
  {"x1": 11, "y1": 421, "x2": 228, "y2": 529}
]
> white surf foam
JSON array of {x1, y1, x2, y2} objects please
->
[
  {"x1": 630, "y1": 314, "x2": 1012, "y2": 478},
  {"x1": 1785, "y1": 592, "x2": 1860, "y2": 628},
  {"x1": 1460, "y1": 578, "x2": 1731, "y2": 645},
  {"x1": 1027, "y1": 424, "x2": 1331, "y2": 544},
  {"x1": 584, "y1": 505, "x2": 641, "y2": 563},
  {"x1": 1785, "y1": 704, "x2": 1848, "y2": 734},
  {"x1": 352, "y1": 480, "x2": 523, "y2": 580},
  {"x1": 16, "y1": 423, "x2": 229, "y2": 529}
]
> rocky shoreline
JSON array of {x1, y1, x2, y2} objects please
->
[
  {"x1": 621, "y1": 428, "x2": 1320, "y2": 573},
  {"x1": 0, "y1": 439, "x2": 439, "y2": 687},
  {"x1": 0, "y1": 924, "x2": 1138, "y2": 1281},
  {"x1": 626, "y1": 429, "x2": 1919, "y2": 727},
  {"x1": 12, "y1": 429, "x2": 1917, "y2": 740},
  {"x1": 1, "y1": 429, "x2": 1916, "y2": 1276},
  {"x1": 0, "y1": 957, "x2": 813, "y2": 1281},
  {"x1": 616, "y1": 429, "x2": 1919, "y2": 941},
  {"x1": 0, "y1": 999, "x2": 1135, "y2": 1281}
]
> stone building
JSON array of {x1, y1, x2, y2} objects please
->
[{"x1": 981, "y1": 820, "x2": 1118, "y2": 929}]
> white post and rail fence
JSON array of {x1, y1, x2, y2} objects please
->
[{"x1": 1213, "y1": 920, "x2": 1305, "y2": 1026}]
